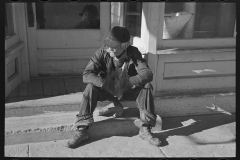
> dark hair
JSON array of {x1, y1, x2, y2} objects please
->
[{"x1": 79, "y1": 5, "x2": 98, "y2": 17}]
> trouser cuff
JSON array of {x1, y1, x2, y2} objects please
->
[
  {"x1": 75, "y1": 114, "x2": 94, "y2": 130},
  {"x1": 139, "y1": 110, "x2": 157, "y2": 127}
]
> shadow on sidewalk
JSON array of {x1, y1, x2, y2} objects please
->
[
  {"x1": 68, "y1": 107, "x2": 140, "y2": 149},
  {"x1": 153, "y1": 113, "x2": 236, "y2": 147},
  {"x1": 65, "y1": 108, "x2": 235, "y2": 149}
]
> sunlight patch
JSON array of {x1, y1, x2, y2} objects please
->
[
  {"x1": 181, "y1": 119, "x2": 196, "y2": 127},
  {"x1": 192, "y1": 69, "x2": 217, "y2": 74},
  {"x1": 204, "y1": 104, "x2": 232, "y2": 115}
]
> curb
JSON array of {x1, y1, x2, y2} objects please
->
[
  {"x1": 5, "y1": 92, "x2": 236, "y2": 118},
  {"x1": 5, "y1": 108, "x2": 162, "y2": 146}
]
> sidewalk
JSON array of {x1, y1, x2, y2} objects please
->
[{"x1": 5, "y1": 113, "x2": 236, "y2": 157}]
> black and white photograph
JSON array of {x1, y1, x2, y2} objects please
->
[{"x1": 4, "y1": 0, "x2": 236, "y2": 158}]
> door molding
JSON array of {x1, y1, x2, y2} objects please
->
[
  {"x1": 5, "y1": 3, "x2": 30, "y2": 97},
  {"x1": 26, "y1": 2, "x2": 38, "y2": 77}
]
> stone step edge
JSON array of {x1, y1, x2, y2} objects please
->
[
  {"x1": 5, "y1": 118, "x2": 162, "y2": 135},
  {"x1": 5, "y1": 94, "x2": 236, "y2": 118},
  {"x1": 5, "y1": 124, "x2": 75, "y2": 135},
  {"x1": 5, "y1": 120, "x2": 138, "y2": 146},
  {"x1": 5, "y1": 116, "x2": 162, "y2": 146},
  {"x1": 5, "y1": 112, "x2": 162, "y2": 135},
  {"x1": 5, "y1": 93, "x2": 236, "y2": 118},
  {"x1": 6, "y1": 88, "x2": 235, "y2": 109}
]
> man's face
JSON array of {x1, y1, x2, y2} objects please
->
[
  {"x1": 106, "y1": 44, "x2": 125, "y2": 58},
  {"x1": 82, "y1": 12, "x2": 89, "y2": 21}
]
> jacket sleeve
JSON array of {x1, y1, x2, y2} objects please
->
[
  {"x1": 129, "y1": 47, "x2": 153, "y2": 86},
  {"x1": 82, "y1": 47, "x2": 105, "y2": 87}
]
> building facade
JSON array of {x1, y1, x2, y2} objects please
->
[{"x1": 5, "y1": 2, "x2": 236, "y2": 108}]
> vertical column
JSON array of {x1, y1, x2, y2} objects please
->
[
  {"x1": 26, "y1": 2, "x2": 39, "y2": 77},
  {"x1": 215, "y1": 3, "x2": 236, "y2": 37},
  {"x1": 5, "y1": 54, "x2": 8, "y2": 98},
  {"x1": 141, "y1": 2, "x2": 163, "y2": 94},
  {"x1": 100, "y1": 2, "x2": 111, "y2": 41},
  {"x1": 182, "y1": 2, "x2": 196, "y2": 38},
  {"x1": 17, "y1": 3, "x2": 30, "y2": 82}
]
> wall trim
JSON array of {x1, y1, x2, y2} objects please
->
[{"x1": 5, "y1": 41, "x2": 24, "y2": 58}]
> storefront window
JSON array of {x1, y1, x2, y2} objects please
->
[
  {"x1": 35, "y1": 2, "x2": 100, "y2": 29},
  {"x1": 5, "y1": 3, "x2": 15, "y2": 39},
  {"x1": 123, "y1": 2, "x2": 142, "y2": 37},
  {"x1": 163, "y1": 2, "x2": 236, "y2": 39}
]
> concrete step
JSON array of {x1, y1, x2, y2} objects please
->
[
  {"x1": 5, "y1": 88, "x2": 235, "y2": 118},
  {"x1": 5, "y1": 108, "x2": 162, "y2": 146},
  {"x1": 5, "y1": 113, "x2": 236, "y2": 157}
]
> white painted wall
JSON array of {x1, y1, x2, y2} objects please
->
[{"x1": 155, "y1": 48, "x2": 236, "y2": 93}]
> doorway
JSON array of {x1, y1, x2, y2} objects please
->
[{"x1": 26, "y1": 2, "x2": 110, "y2": 77}]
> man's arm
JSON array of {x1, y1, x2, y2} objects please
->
[
  {"x1": 83, "y1": 47, "x2": 105, "y2": 87},
  {"x1": 129, "y1": 47, "x2": 153, "y2": 86}
]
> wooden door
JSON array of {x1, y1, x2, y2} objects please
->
[
  {"x1": 26, "y1": 2, "x2": 110, "y2": 77},
  {"x1": 5, "y1": 3, "x2": 26, "y2": 97}
]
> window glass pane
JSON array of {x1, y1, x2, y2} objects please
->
[
  {"x1": 36, "y1": 2, "x2": 100, "y2": 29},
  {"x1": 5, "y1": 3, "x2": 15, "y2": 39},
  {"x1": 124, "y1": 2, "x2": 142, "y2": 37},
  {"x1": 163, "y1": 2, "x2": 236, "y2": 39}
]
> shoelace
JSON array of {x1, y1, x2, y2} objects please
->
[
  {"x1": 143, "y1": 127, "x2": 154, "y2": 139},
  {"x1": 73, "y1": 133, "x2": 81, "y2": 140}
]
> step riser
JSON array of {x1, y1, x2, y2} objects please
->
[
  {"x1": 5, "y1": 120, "x2": 139, "y2": 146},
  {"x1": 5, "y1": 107, "x2": 163, "y2": 146},
  {"x1": 155, "y1": 93, "x2": 235, "y2": 117},
  {"x1": 5, "y1": 94, "x2": 235, "y2": 118}
]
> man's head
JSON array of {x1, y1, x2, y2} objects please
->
[
  {"x1": 79, "y1": 5, "x2": 98, "y2": 21},
  {"x1": 104, "y1": 26, "x2": 130, "y2": 58}
]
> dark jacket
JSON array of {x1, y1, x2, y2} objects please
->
[
  {"x1": 75, "y1": 19, "x2": 100, "y2": 29},
  {"x1": 83, "y1": 45, "x2": 153, "y2": 89}
]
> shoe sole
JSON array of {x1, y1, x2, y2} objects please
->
[{"x1": 138, "y1": 131, "x2": 161, "y2": 147}]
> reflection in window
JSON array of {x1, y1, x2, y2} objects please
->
[
  {"x1": 163, "y1": 2, "x2": 236, "y2": 39},
  {"x1": 123, "y1": 2, "x2": 142, "y2": 37},
  {"x1": 5, "y1": 3, "x2": 15, "y2": 39},
  {"x1": 36, "y1": 2, "x2": 100, "y2": 29}
]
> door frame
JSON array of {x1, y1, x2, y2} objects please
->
[{"x1": 5, "y1": 3, "x2": 30, "y2": 98}]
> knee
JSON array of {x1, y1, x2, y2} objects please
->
[
  {"x1": 84, "y1": 83, "x2": 96, "y2": 94},
  {"x1": 86, "y1": 83, "x2": 95, "y2": 89},
  {"x1": 144, "y1": 82, "x2": 153, "y2": 90}
]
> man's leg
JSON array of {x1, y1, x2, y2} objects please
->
[
  {"x1": 136, "y1": 83, "x2": 161, "y2": 146},
  {"x1": 121, "y1": 83, "x2": 161, "y2": 146},
  {"x1": 66, "y1": 83, "x2": 110, "y2": 148}
]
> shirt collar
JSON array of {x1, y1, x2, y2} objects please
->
[{"x1": 115, "y1": 49, "x2": 128, "y2": 60}]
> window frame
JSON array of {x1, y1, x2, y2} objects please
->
[
  {"x1": 158, "y1": 3, "x2": 236, "y2": 49},
  {"x1": 122, "y1": 2, "x2": 142, "y2": 37},
  {"x1": 5, "y1": 3, "x2": 20, "y2": 50}
]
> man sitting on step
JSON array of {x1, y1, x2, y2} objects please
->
[{"x1": 66, "y1": 26, "x2": 161, "y2": 148}]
